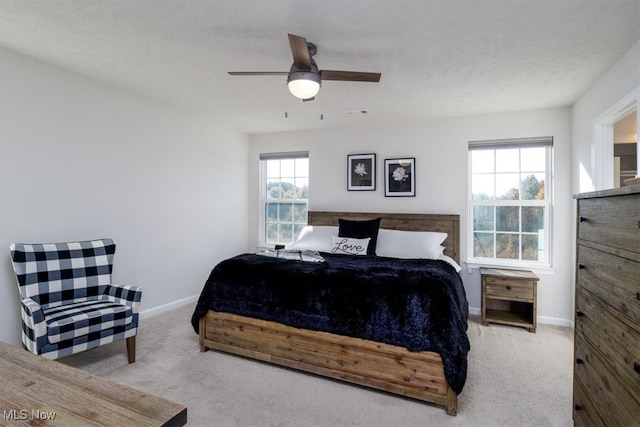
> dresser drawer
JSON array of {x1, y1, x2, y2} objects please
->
[
  {"x1": 575, "y1": 288, "x2": 640, "y2": 401},
  {"x1": 573, "y1": 378, "x2": 605, "y2": 427},
  {"x1": 574, "y1": 331, "x2": 640, "y2": 425},
  {"x1": 577, "y1": 245, "x2": 640, "y2": 328},
  {"x1": 577, "y1": 192, "x2": 640, "y2": 254},
  {"x1": 484, "y1": 277, "x2": 534, "y2": 301}
]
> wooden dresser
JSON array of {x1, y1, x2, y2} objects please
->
[{"x1": 573, "y1": 186, "x2": 640, "y2": 426}]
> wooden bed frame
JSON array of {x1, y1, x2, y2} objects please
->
[{"x1": 199, "y1": 211, "x2": 462, "y2": 415}]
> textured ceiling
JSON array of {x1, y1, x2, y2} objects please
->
[{"x1": 1, "y1": 0, "x2": 639, "y2": 134}]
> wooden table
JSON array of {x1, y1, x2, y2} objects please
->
[
  {"x1": 0, "y1": 342, "x2": 187, "y2": 426},
  {"x1": 481, "y1": 267, "x2": 538, "y2": 333}
]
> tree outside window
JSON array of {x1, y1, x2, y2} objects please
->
[
  {"x1": 261, "y1": 155, "x2": 309, "y2": 245},
  {"x1": 469, "y1": 142, "x2": 552, "y2": 266}
]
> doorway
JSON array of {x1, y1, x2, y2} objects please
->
[
  {"x1": 592, "y1": 88, "x2": 639, "y2": 190},
  {"x1": 613, "y1": 110, "x2": 638, "y2": 187}
]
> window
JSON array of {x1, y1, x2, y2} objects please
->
[
  {"x1": 468, "y1": 137, "x2": 553, "y2": 267},
  {"x1": 260, "y1": 152, "x2": 309, "y2": 246}
]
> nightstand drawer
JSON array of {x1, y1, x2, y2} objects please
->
[{"x1": 484, "y1": 277, "x2": 534, "y2": 300}]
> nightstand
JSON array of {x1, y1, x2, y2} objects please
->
[{"x1": 481, "y1": 267, "x2": 538, "y2": 333}]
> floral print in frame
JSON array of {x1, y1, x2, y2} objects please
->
[
  {"x1": 347, "y1": 153, "x2": 376, "y2": 191},
  {"x1": 385, "y1": 157, "x2": 415, "y2": 197}
]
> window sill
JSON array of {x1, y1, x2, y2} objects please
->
[
  {"x1": 464, "y1": 261, "x2": 555, "y2": 276},
  {"x1": 256, "y1": 244, "x2": 287, "y2": 251}
]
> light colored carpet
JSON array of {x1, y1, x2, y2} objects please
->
[{"x1": 62, "y1": 304, "x2": 574, "y2": 426}]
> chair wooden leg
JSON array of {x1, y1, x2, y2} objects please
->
[{"x1": 126, "y1": 336, "x2": 136, "y2": 364}]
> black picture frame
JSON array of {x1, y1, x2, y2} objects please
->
[
  {"x1": 384, "y1": 157, "x2": 415, "y2": 197},
  {"x1": 347, "y1": 153, "x2": 376, "y2": 191}
]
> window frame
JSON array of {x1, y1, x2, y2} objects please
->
[
  {"x1": 258, "y1": 151, "x2": 309, "y2": 247},
  {"x1": 467, "y1": 137, "x2": 553, "y2": 269}
]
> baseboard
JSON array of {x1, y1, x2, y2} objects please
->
[
  {"x1": 468, "y1": 306, "x2": 572, "y2": 328},
  {"x1": 537, "y1": 315, "x2": 572, "y2": 328},
  {"x1": 139, "y1": 295, "x2": 199, "y2": 320}
]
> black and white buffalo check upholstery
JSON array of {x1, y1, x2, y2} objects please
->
[{"x1": 9, "y1": 239, "x2": 142, "y2": 360}]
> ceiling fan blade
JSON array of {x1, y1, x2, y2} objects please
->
[
  {"x1": 228, "y1": 71, "x2": 288, "y2": 76},
  {"x1": 320, "y1": 70, "x2": 381, "y2": 82},
  {"x1": 288, "y1": 33, "x2": 311, "y2": 70}
]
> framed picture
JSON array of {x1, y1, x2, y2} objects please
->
[
  {"x1": 347, "y1": 153, "x2": 376, "y2": 191},
  {"x1": 385, "y1": 157, "x2": 415, "y2": 197}
]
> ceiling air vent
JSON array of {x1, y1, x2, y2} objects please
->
[{"x1": 345, "y1": 109, "x2": 370, "y2": 116}]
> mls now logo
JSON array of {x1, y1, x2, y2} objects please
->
[
  {"x1": 3, "y1": 409, "x2": 56, "y2": 420},
  {"x1": 2, "y1": 410, "x2": 28, "y2": 420}
]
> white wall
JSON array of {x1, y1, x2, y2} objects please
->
[
  {"x1": 7, "y1": 37, "x2": 632, "y2": 344},
  {"x1": 249, "y1": 107, "x2": 574, "y2": 325},
  {"x1": 567, "y1": 40, "x2": 639, "y2": 328},
  {"x1": 572, "y1": 40, "x2": 640, "y2": 193},
  {"x1": 0, "y1": 48, "x2": 250, "y2": 346}
]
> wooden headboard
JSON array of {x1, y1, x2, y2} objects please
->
[{"x1": 308, "y1": 211, "x2": 460, "y2": 264}]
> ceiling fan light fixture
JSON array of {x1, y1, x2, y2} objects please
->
[
  {"x1": 287, "y1": 71, "x2": 321, "y2": 99},
  {"x1": 229, "y1": 34, "x2": 380, "y2": 101}
]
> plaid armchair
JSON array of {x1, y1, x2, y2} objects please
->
[{"x1": 9, "y1": 239, "x2": 142, "y2": 362}]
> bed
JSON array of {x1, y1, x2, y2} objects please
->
[{"x1": 192, "y1": 211, "x2": 469, "y2": 415}]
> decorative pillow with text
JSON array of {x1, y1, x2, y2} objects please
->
[
  {"x1": 330, "y1": 236, "x2": 370, "y2": 256},
  {"x1": 338, "y1": 218, "x2": 381, "y2": 255}
]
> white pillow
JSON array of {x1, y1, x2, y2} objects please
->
[
  {"x1": 289, "y1": 226, "x2": 338, "y2": 252},
  {"x1": 376, "y1": 229, "x2": 447, "y2": 259},
  {"x1": 330, "y1": 236, "x2": 370, "y2": 256}
]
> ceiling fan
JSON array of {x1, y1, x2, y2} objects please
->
[{"x1": 228, "y1": 34, "x2": 381, "y2": 101}]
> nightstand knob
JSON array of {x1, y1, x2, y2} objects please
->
[{"x1": 506, "y1": 285, "x2": 512, "y2": 290}]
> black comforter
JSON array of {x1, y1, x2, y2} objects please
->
[{"x1": 191, "y1": 252, "x2": 470, "y2": 394}]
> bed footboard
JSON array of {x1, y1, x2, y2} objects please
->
[{"x1": 199, "y1": 310, "x2": 457, "y2": 416}]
